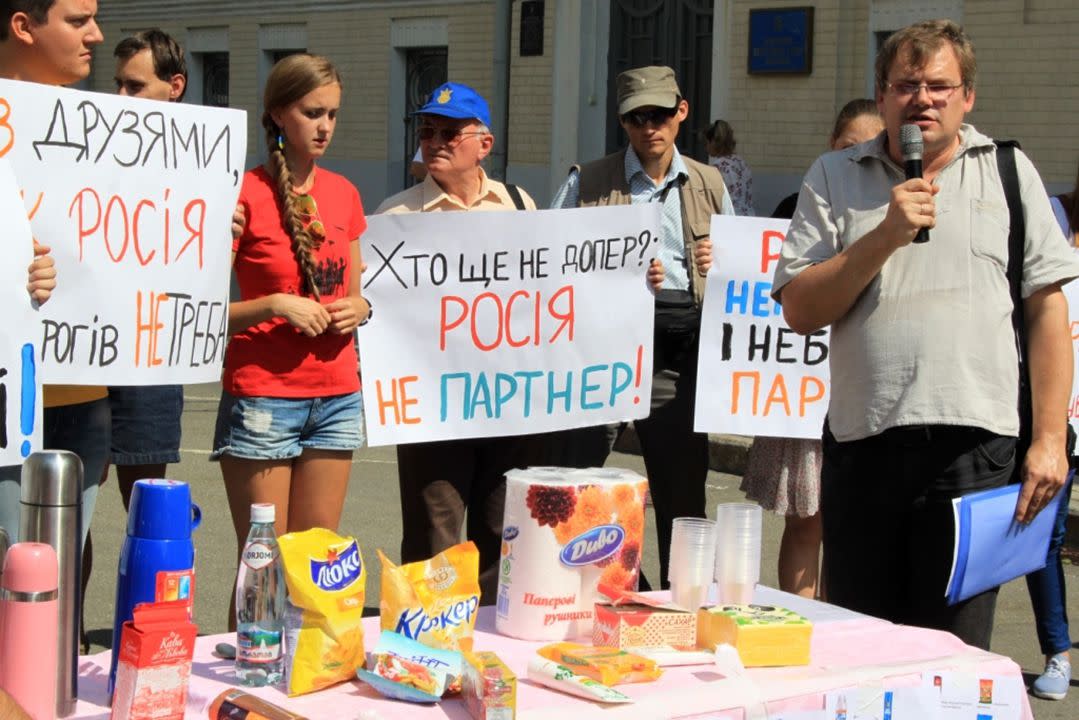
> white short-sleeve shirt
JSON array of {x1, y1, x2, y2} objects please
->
[{"x1": 773, "y1": 125, "x2": 1079, "y2": 442}]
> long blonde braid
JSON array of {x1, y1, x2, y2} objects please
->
[
  {"x1": 263, "y1": 121, "x2": 322, "y2": 299},
  {"x1": 260, "y1": 54, "x2": 342, "y2": 300}
]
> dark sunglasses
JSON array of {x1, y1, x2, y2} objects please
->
[
  {"x1": 621, "y1": 106, "x2": 678, "y2": 128},
  {"x1": 416, "y1": 126, "x2": 486, "y2": 143}
]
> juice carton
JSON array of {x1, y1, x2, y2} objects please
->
[
  {"x1": 110, "y1": 601, "x2": 198, "y2": 720},
  {"x1": 462, "y1": 651, "x2": 516, "y2": 720}
]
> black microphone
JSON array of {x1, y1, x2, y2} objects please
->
[{"x1": 900, "y1": 123, "x2": 929, "y2": 244}]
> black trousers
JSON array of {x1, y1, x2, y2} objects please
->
[
  {"x1": 636, "y1": 304, "x2": 710, "y2": 589},
  {"x1": 821, "y1": 423, "x2": 1015, "y2": 650},
  {"x1": 397, "y1": 434, "x2": 549, "y2": 604}
]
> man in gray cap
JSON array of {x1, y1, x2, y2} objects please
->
[{"x1": 549, "y1": 65, "x2": 733, "y2": 588}]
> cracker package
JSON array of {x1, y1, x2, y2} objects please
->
[
  {"x1": 378, "y1": 542, "x2": 481, "y2": 652},
  {"x1": 278, "y1": 528, "x2": 367, "y2": 696}
]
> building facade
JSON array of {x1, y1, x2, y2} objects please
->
[{"x1": 93, "y1": 1, "x2": 1079, "y2": 213}]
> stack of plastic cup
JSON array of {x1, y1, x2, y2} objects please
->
[
  {"x1": 713, "y1": 503, "x2": 762, "y2": 605},
  {"x1": 667, "y1": 517, "x2": 717, "y2": 610}
]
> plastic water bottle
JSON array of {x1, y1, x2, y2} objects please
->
[{"x1": 235, "y1": 503, "x2": 286, "y2": 687}]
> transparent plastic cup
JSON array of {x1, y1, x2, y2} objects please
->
[
  {"x1": 668, "y1": 517, "x2": 716, "y2": 609},
  {"x1": 713, "y1": 503, "x2": 761, "y2": 605}
]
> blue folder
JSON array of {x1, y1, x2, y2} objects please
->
[{"x1": 945, "y1": 472, "x2": 1071, "y2": 605}]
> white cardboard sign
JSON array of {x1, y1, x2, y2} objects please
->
[
  {"x1": 695, "y1": 215, "x2": 831, "y2": 438},
  {"x1": 0, "y1": 158, "x2": 42, "y2": 466},
  {"x1": 358, "y1": 204, "x2": 659, "y2": 446},
  {"x1": 0, "y1": 79, "x2": 246, "y2": 384}
]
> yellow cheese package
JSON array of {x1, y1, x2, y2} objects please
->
[
  {"x1": 378, "y1": 542, "x2": 481, "y2": 652},
  {"x1": 278, "y1": 528, "x2": 367, "y2": 696},
  {"x1": 696, "y1": 604, "x2": 812, "y2": 667},
  {"x1": 536, "y1": 642, "x2": 662, "y2": 686}
]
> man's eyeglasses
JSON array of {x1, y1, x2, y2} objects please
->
[
  {"x1": 417, "y1": 126, "x2": 486, "y2": 144},
  {"x1": 295, "y1": 193, "x2": 326, "y2": 243},
  {"x1": 886, "y1": 82, "x2": 964, "y2": 102},
  {"x1": 621, "y1": 106, "x2": 678, "y2": 128}
]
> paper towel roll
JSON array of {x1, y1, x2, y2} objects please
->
[{"x1": 495, "y1": 467, "x2": 646, "y2": 641}]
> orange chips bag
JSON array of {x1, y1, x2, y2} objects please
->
[
  {"x1": 278, "y1": 528, "x2": 367, "y2": 696},
  {"x1": 378, "y1": 542, "x2": 481, "y2": 652}
]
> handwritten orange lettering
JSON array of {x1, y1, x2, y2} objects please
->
[
  {"x1": 177, "y1": 198, "x2": 205, "y2": 269},
  {"x1": 134, "y1": 290, "x2": 167, "y2": 367},
  {"x1": 0, "y1": 98, "x2": 13, "y2": 158},
  {"x1": 763, "y1": 374, "x2": 791, "y2": 416},
  {"x1": 375, "y1": 376, "x2": 421, "y2": 426},
  {"x1": 799, "y1": 376, "x2": 826, "y2": 417},
  {"x1": 760, "y1": 230, "x2": 784, "y2": 274}
]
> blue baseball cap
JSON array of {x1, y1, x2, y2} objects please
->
[{"x1": 412, "y1": 82, "x2": 491, "y2": 127}]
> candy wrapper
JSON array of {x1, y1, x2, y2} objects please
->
[
  {"x1": 278, "y1": 528, "x2": 367, "y2": 696},
  {"x1": 536, "y1": 642, "x2": 661, "y2": 686},
  {"x1": 378, "y1": 542, "x2": 481, "y2": 652},
  {"x1": 356, "y1": 631, "x2": 463, "y2": 704}
]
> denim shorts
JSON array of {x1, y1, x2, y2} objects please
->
[
  {"x1": 108, "y1": 385, "x2": 183, "y2": 465},
  {"x1": 210, "y1": 391, "x2": 365, "y2": 461}
]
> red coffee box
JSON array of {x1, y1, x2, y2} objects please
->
[
  {"x1": 592, "y1": 583, "x2": 697, "y2": 649},
  {"x1": 111, "y1": 600, "x2": 198, "y2": 720}
]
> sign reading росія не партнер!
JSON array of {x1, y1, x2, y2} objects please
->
[
  {"x1": 358, "y1": 204, "x2": 660, "y2": 445},
  {"x1": 0, "y1": 78, "x2": 246, "y2": 385}
]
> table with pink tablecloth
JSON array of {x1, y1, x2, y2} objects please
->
[{"x1": 71, "y1": 587, "x2": 1033, "y2": 719}]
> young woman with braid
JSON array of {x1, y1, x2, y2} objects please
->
[{"x1": 212, "y1": 54, "x2": 369, "y2": 627}]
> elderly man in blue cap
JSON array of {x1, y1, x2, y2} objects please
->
[{"x1": 376, "y1": 82, "x2": 548, "y2": 601}]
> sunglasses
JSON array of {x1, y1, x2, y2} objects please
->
[
  {"x1": 295, "y1": 193, "x2": 326, "y2": 243},
  {"x1": 416, "y1": 126, "x2": 486, "y2": 144},
  {"x1": 621, "y1": 106, "x2": 678, "y2": 128}
]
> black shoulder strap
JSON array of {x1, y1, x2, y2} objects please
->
[
  {"x1": 996, "y1": 140, "x2": 1032, "y2": 444},
  {"x1": 505, "y1": 183, "x2": 526, "y2": 211},
  {"x1": 997, "y1": 140, "x2": 1025, "y2": 343}
]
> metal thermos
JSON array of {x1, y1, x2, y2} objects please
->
[{"x1": 20, "y1": 450, "x2": 82, "y2": 718}]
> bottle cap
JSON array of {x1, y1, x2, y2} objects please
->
[
  {"x1": 1, "y1": 542, "x2": 58, "y2": 593},
  {"x1": 127, "y1": 478, "x2": 200, "y2": 540},
  {"x1": 250, "y1": 503, "x2": 275, "y2": 524},
  {"x1": 20, "y1": 450, "x2": 83, "y2": 506}
]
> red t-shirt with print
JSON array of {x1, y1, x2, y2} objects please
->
[{"x1": 224, "y1": 166, "x2": 366, "y2": 397}]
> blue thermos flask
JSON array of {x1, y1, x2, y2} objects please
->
[{"x1": 108, "y1": 479, "x2": 200, "y2": 696}]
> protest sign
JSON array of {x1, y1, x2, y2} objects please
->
[
  {"x1": 0, "y1": 79, "x2": 246, "y2": 384},
  {"x1": 0, "y1": 158, "x2": 42, "y2": 466},
  {"x1": 694, "y1": 216, "x2": 830, "y2": 438},
  {"x1": 358, "y1": 204, "x2": 659, "y2": 446}
]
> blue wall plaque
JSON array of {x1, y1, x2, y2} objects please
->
[{"x1": 748, "y1": 7, "x2": 814, "y2": 75}]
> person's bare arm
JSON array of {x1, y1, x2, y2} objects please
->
[
  {"x1": 27, "y1": 241, "x2": 56, "y2": 304},
  {"x1": 1015, "y1": 283, "x2": 1072, "y2": 523},
  {"x1": 226, "y1": 250, "x2": 331, "y2": 337},
  {"x1": 0, "y1": 688, "x2": 32, "y2": 720}
]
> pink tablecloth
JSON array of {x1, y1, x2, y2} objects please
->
[{"x1": 72, "y1": 588, "x2": 1033, "y2": 719}]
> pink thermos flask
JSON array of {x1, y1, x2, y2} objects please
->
[{"x1": 0, "y1": 542, "x2": 59, "y2": 720}]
